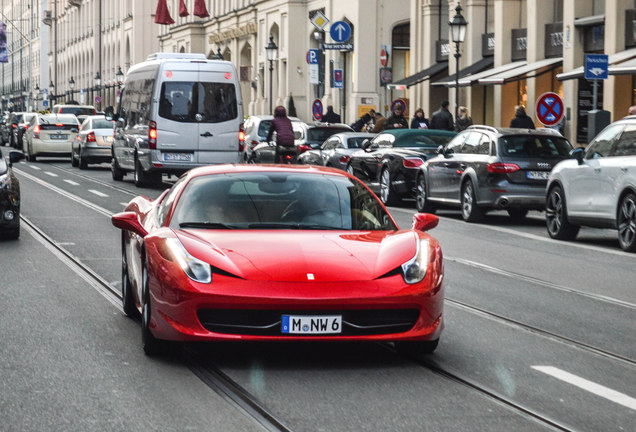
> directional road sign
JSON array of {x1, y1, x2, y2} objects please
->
[
  {"x1": 312, "y1": 99, "x2": 323, "y2": 120},
  {"x1": 306, "y1": 49, "x2": 319, "y2": 65},
  {"x1": 535, "y1": 92, "x2": 564, "y2": 127},
  {"x1": 311, "y1": 11, "x2": 329, "y2": 31},
  {"x1": 585, "y1": 54, "x2": 609, "y2": 80},
  {"x1": 334, "y1": 69, "x2": 343, "y2": 89},
  {"x1": 330, "y1": 21, "x2": 351, "y2": 43}
]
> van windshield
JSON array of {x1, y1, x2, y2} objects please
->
[{"x1": 159, "y1": 81, "x2": 238, "y2": 123}]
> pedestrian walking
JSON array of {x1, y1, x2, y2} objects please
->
[
  {"x1": 509, "y1": 105, "x2": 535, "y2": 129},
  {"x1": 265, "y1": 105, "x2": 296, "y2": 163},
  {"x1": 410, "y1": 108, "x2": 429, "y2": 129},
  {"x1": 385, "y1": 105, "x2": 409, "y2": 130},
  {"x1": 321, "y1": 105, "x2": 342, "y2": 123},
  {"x1": 430, "y1": 100, "x2": 454, "y2": 131},
  {"x1": 628, "y1": 105, "x2": 636, "y2": 116},
  {"x1": 455, "y1": 106, "x2": 473, "y2": 132}
]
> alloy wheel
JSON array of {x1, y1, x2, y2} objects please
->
[{"x1": 617, "y1": 193, "x2": 636, "y2": 251}]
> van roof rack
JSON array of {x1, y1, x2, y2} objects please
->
[{"x1": 146, "y1": 52, "x2": 207, "y2": 61}]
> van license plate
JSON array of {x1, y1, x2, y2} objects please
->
[
  {"x1": 163, "y1": 152, "x2": 193, "y2": 162},
  {"x1": 527, "y1": 171, "x2": 550, "y2": 180},
  {"x1": 50, "y1": 134, "x2": 67, "y2": 140},
  {"x1": 282, "y1": 315, "x2": 342, "y2": 334}
]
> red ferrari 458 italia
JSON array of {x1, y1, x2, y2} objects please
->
[{"x1": 111, "y1": 164, "x2": 444, "y2": 356}]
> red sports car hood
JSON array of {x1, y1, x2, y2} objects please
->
[{"x1": 176, "y1": 230, "x2": 419, "y2": 282}]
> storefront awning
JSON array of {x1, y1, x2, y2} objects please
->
[
  {"x1": 573, "y1": 14, "x2": 604, "y2": 27},
  {"x1": 455, "y1": 61, "x2": 526, "y2": 87},
  {"x1": 387, "y1": 62, "x2": 448, "y2": 89},
  {"x1": 609, "y1": 57, "x2": 636, "y2": 75},
  {"x1": 557, "y1": 48, "x2": 636, "y2": 81},
  {"x1": 478, "y1": 58, "x2": 562, "y2": 85},
  {"x1": 431, "y1": 57, "x2": 494, "y2": 87}
]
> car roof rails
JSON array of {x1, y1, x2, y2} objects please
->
[
  {"x1": 146, "y1": 52, "x2": 207, "y2": 61},
  {"x1": 467, "y1": 125, "x2": 499, "y2": 134}
]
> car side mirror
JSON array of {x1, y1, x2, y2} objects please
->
[
  {"x1": 437, "y1": 145, "x2": 447, "y2": 156},
  {"x1": 361, "y1": 139, "x2": 371, "y2": 149},
  {"x1": 570, "y1": 147, "x2": 585, "y2": 165},
  {"x1": 111, "y1": 211, "x2": 148, "y2": 237},
  {"x1": 8, "y1": 150, "x2": 25, "y2": 166},
  {"x1": 412, "y1": 213, "x2": 439, "y2": 231}
]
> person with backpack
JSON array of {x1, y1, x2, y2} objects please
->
[{"x1": 266, "y1": 106, "x2": 296, "y2": 163}]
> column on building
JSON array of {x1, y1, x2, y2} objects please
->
[
  {"x1": 604, "y1": 0, "x2": 633, "y2": 122},
  {"x1": 462, "y1": 0, "x2": 489, "y2": 125},
  {"x1": 493, "y1": 0, "x2": 522, "y2": 127}
]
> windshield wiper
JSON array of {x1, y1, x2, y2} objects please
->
[
  {"x1": 248, "y1": 223, "x2": 301, "y2": 229},
  {"x1": 179, "y1": 222, "x2": 237, "y2": 229}
]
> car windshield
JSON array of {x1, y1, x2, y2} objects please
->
[
  {"x1": 60, "y1": 107, "x2": 97, "y2": 116},
  {"x1": 395, "y1": 133, "x2": 454, "y2": 148},
  {"x1": 93, "y1": 119, "x2": 115, "y2": 129},
  {"x1": 307, "y1": 127, "x2": 351, "y2": 143},
  {"x1": 499, "y1": 135, "x2": 572, "y2": 158},
  {"x1": 347, "y1": 137, "x2": 371, "y2": 149},
  {"x1": 159, "y1": 81, "x2": 238, "y2": 123},
  {"x1": 170, "y1": 172, "x2": 397, "y2": 231}
]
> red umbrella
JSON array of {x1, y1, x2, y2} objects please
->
[
  {"x1": 154, "y1": 0, "x2": 175, "y2": 25},
  {"x1": 179, "y1": 0, "x2": 189, "y2": 17},
  {"x1": 194, "y1": 0, "x2": 210, "y2": 18}
]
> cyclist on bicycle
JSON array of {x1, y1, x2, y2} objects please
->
[{"x1": 266, "y1": 105, "x2": 296, "y2": 164}]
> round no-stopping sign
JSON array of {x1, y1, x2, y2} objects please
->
[
  {"x1": 535, "y1": 92, "x2": 564, "y2": 127},
  {"x1": 312, "y1": 99, "x2": 323, "y2": 120},
  {"x1": 390, "y1": 98, "x2": 406, "y2": 114},
  {"x1": 380, "y1": 48, "x2": 388, "y2": 67}
]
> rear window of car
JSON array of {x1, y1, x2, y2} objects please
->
[
  {"x1": 307, "y1": 127, "x2": 352, "y2": 143},
  {"x1": 257, "y1": 120, "x2": 272, "y2": 137},
  {"x1": 59, "y1": 107, "x2": 97, "y2": 116},
  {"x1": 159, "y1": 81, "x2": 238, "y2": 123},
  {"x1": 39, "y1": 115, "x2": 79, "y2": 130},
  {"x1": 347, "y1": 137, "x2": 370, "y2": 149},
  {"x1": 395, "y1": 133, "x2": 454, "y2": 148},
  {"x1": 93, "y1": 119, "x2": 115, "y2": 129},
  {"x1": 499, "y1": 135, "x2": 572, "y2": 158}
]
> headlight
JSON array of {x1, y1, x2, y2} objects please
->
[
  {"x1": 401, "y1": 239, "x2": 429, "y2": 284},
  {"x1": 0, "y1": 173, "x2": 8, "y2": 189},
  {"x1": 165, "y1": 238, "x2": 212, "y2": 283}
]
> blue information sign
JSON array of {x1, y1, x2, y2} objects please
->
[
  {"x1": 585, "y1": 54, "x2": 609, "y2": 80},
  {"x1": 330, "y1": 21, "x2": 351, "y2": 43},
  {"x1": 306, "y1": 49, "x2": 319, "y2": 65}
]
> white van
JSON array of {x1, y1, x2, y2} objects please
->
[{"x1": 111, "y1": 52, "x2": 244, "y2": 186}]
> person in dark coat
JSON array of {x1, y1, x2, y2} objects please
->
[
  {"x1": 455, "y1": 106, "x2": 473, "y2": 132},
  {"x1": 385, "y1": 105, "x2": 409, "y2": 129},
  {"x1": 410, "y1": 108, "x2": 429, "y2": 129},
  {"x1": 430, "y1": 100, "x2": 454, "y2": 131},
  {"x1": 509, "y1": 105, "x2": 535, "y2": 129},
  {"x1": 351, "y1": 113, "x2": 372, "y2": 132},
  {"x1": 321, "y1": 105, "x2": 342, "y2": 123},
  {"x1": 266, "y1": 106, "x2": 296, "y2": 163}
]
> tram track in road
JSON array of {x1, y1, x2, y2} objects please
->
[{"x1": 20, "y1": 214, "x2": 296, "y2": 432}]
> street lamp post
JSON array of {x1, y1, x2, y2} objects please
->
[
  {"x1": 449, "y1": 3, "x2": 468, "y2": 125},
  {"x1": 94, "y1": 72, "x2": 101, "y2": 109},
  {"x1": 265, "y1": 35, "x2": 278, "y2": 114},
  {"x1": 49, "y1": 81, "x2": 55, "y2": 106}
]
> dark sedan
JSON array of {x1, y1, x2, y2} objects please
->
[
  {"x1": 0, "y1": 148, "x2": 25, "y2": 239},
  {"x1": 346, "y1": 129, "x2": 456, "y2": 205}
]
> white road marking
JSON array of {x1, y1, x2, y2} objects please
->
[
  {"x1": 44, "y1": 171, "x2": 58, "y2": 177},
  {"x1": 120, "y1": 202, "x2": 129, "y2": 208},
  {"x1": 64, "y1": 179, "x2": 80, "y2": 186},
  {"x1": 532, "y1": 366, "x2": 636, "y2": 411},
  {"x1": 89, "y1": 189, "x2": 109, "y2": 198},
  {"x1": 29, "y1": 165, "x2": 41, "y2": 170}
]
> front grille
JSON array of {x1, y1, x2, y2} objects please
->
[{"x1": 197, "y1": 309, "x2": 420, "y2": 336}]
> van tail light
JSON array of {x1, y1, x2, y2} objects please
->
[
  {"x1": 148, "y1": 121, "x2": 158, "y2": 149},
  {"x1": 238, "y1": 123, "x2": 246, "y2": 152},
  {"x1": 298, "y1": 144, "x2": 312, "y2": 154},
  {"x1": 339, "y1": 155, "x2": 350, "y2": 164},
  {"x1": 487, "y1": 162, "x2": 520, "y2": 173},
  {"x1": 12, "y1": 124, "x2": 16, "y2": 129},
  {"x1": 87, "y1": 132, "x2": 96, "y2": 142},
  {"x1": 24, "y1": 125, "x2": 29, "y2": 130},
  {"x1": 33, "y1": 125, "x2": 40, "y2": 139},
  {"x1": 403, "y1": 157, "x2": 424, "y2": 169}
]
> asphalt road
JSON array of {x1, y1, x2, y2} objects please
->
[{"x1": 2, "y1": 157, "x2": 635, "y2": 432}]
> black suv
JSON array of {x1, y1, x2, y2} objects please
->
[{"x1": 415, "y1": 125, "x2": 573, "y2": 222}]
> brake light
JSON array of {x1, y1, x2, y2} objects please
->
[
  {"x1": 298, "y1": 144, "x2": 312, "y2": 154},
  {"x1": 33, "y1": 125, "x2": 40, "y2": 139},
  {"x1": 87, "y1": 132, "x2": 96, "y2": 142},
  {"x1": 403, "y1": 157, "x2": 424, "y2": 169},
  {"x1": 148, "y1": 121, "x2": 157, "y2": 149},
  {"x1": 56, "y1": 123, "x2": 64, "y2": 127},
  {"x1": 487, "y1": 162, "x2": 520, "y2": 173},
  {"x1": 24, "y1": 125, "x2": 29, "y2": 130},
  {"x1": 12, "y1": 124, "x2": 16, "y2": 129},
  {"x1": 339, "y1": 155, "x2": 350, "y2": 164},
  {"x1": 238, "y1": 123, "x2": 245, "y2": 152}
]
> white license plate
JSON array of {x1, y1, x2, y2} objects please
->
[
  {"x1": 527, "y1": 170, "x2": 550, "y2": 180},
  {"x1": 50, "y1": 134, "x2": 67, "y2": 140},
  {"x1": 282, "y1": 315, "x2": 342, "y2": 334},
  {"x1": 163, "y1": 152, "x2": 193, "y2": 162}
]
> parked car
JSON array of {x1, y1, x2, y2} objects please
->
[
  {"x1": 111, "y1": 164, "x2": 444, "y2": 355},
  {"x1": 112, "y1": 52, "x2": 244, "y2": 186},
  {"x1": 0, "y1": 148, "x2": 25, "y2": 239},
  {"x1": 6, "y1": 112, "x2": 24, "y2": 148},
  {"x1": 297, "y1": 132, "x2": 376, "y2": 170},
  {"x1": 546, "y1": 117, "x2": 636, "y2": 251},
  {"x1": 72, "y1": 115, "x2": 115, "y2": 169},
  {"x1": 52, "y1": 104, "x2": 97, "y2": 117},
  {"x1": 415, "y1": 125, "x2": 573, "y2": 221},
  {"x1": 13, "y1": 113, "x2": 36, "y2": 151},
  {"x1": 22, "y1": 113, "x2": 80, "y2": 162},
  {"x1": 347, "y1": 129, "x2": 457, "y2": 205},
  {"x1": 0, "y1": 115, "x2": 8, "y2": 145},
  {"x1": 242, "y1": 114, "x2": 303, "y2": 162},
  {"x1": 249, "y1": 122, "x2": 353, "y2": 164}
]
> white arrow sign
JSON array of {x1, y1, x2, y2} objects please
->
[{"x1": 589, "y1": 67, "x2": 605, "y2": 76}]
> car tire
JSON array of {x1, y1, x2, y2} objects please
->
[
  {"x1": 617, "y1": 192, "x2": 636, "y2": 252},
  {"x1": 71, "y1": 148, "x2": 79, "y2": 167},
  {"x1": 507, "y1": 208, "x2": 528, "y2": 220},
  {"x1": 111, "y1": 156, "x2": 124, "y2": 181},
  {"x1": 415, "y1": 175, "x2": 436, "y2": 213},
  {"x1": 121, "y1": 236, "x2": 138, "y2": 317},
  {"x1": 134, "y1": 158, "x2": 161, "y2": 187},
  {"x1": 546, "y1": 185, "x2": 579, "y2": 240},
  {"x1": 395, "y1": 339, "x2": 439, "y2": 356},
  {"x1": 380, "y1": 168, "x2": 400, "y2": 206},
  {"x1": 461, "y1": 180, "x2": 484, "y2": 223},
  {"x1": 141, "y1": 261, "x2": 167, "y2": 356},
  {"x1": 26, "y1": 143, "x2": 36, "y2": 162},
  {"x1": 78, "y1": 148, "x2": 88, "y2": 170}
]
